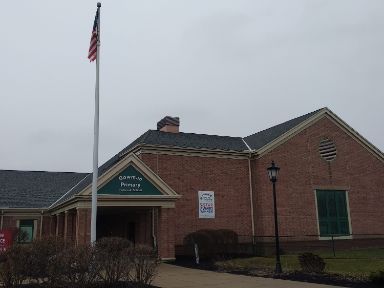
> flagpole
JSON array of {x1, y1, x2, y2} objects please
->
[{"x1": 91, "y1": 2, "x2": 101, "y2": 244}]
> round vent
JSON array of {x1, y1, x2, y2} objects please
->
[{"x1": 319, "y1": 138, "x2": 337, "y2": 161}]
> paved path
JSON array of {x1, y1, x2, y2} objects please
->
[{"x1": 153, "y1": 264, "x2": 341, "y2": 288}]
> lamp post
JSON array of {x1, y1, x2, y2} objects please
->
[{"x1": 267, "y1": 160, "x2": 282, "y2": 274}]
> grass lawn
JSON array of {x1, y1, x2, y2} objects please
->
[{"x1": 215, "y1": 248, "x2": 384, "y2": 276}]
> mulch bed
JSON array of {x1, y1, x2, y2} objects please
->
[{"x1": 170, "y1": 259, "x2": 381, "y2": 288}]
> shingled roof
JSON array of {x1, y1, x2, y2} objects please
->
[
  {"x1": 52, "y1": 131, "x2": 249, "y2": 207},
  {"x1": 244, "y1": 108, "x2": 323, "y2": 150},
  {"x1": 1, "y1": 108, "x2": 326, "y2": 209},
  {"x1": 0, "y1": 170, "x2": 88, "y2": 208}
]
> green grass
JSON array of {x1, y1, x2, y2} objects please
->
[{"x1": 215, "y1": 248, "x2": 384, "y2": 276}]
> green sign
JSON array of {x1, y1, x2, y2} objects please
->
[{"x1": 98, "y1": 165, "x2": 162, "y2": 195}]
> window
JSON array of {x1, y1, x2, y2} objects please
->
[
  {"x1": 18, "y1": 220, "x2": 34, "y2": 243},
  {"x1": 316, "y1": 190, "x2": 350, "y2": 237}
]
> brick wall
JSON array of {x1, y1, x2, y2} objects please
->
[
  {"x1": 141, "y1": 154, "x2": 252, "y2": 245},
  {"x1": 253, "y1": 116, "x2": 384, "y2": 237}
]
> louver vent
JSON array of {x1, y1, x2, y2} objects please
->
[{"x1": 319, "y1": 138, "x2": 337, "y2": 161}]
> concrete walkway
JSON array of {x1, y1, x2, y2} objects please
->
[{"x1": 153, "y1": 264, "x2": 341, "y2": 288}]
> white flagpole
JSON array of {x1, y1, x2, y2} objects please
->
[{"x1": 91, "y1": 2, "x2": 101, "y2": 244}]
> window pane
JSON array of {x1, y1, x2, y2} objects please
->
[
  {"x1": 339, "y1": 221, "x2": 350, "y2": 235},
  {"x1": 316, "y1": 190, "x2": 350, "y2": 237},
  {"x1": 19, "y1": 220, "x2": 34, "y2": 243},
  {"x1": 317, "y1": 191, "x2": 328, "y2": 218},
  {"x1": 336, "y1": 191, "x2": 348, "y2": 217},
  {"x1": 319, "y1": 221, "x2": 328, "y2": 236},
  {"x1": 327, "y1": 194, "x2": 337, "y2": 217}
]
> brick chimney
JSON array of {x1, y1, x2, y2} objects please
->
[{"x1": 157, "y1": 116, "x2": 180, "y2": 133}]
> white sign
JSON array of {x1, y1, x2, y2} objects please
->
[{"x1": 198, "y1": 191, "x2": 215, "y2": 218}]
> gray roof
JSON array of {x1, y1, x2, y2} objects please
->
[
  {"x1": 54, "y1": 130, "x2": 249, "y2": 206},
  {"x1": 244, "y1": 108, "x2": 322, "y2": 150},
  {"x1": 0, "y1": 170, "x2": 88, "y2": 208},
  {"x1": 1, "y1": 108, "x2": 324, "y2": 209}
]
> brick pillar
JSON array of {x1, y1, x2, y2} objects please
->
[
  {"x1": 158, "y1": 208, "x2": 175, "y2": 260},
  {"x1": 64, "y1": 211, "x2": 68, "y2": 240},
  {"x1": 65, "y1": 210, "x2": 75, "y2": 243},
  {"x1": 41, "y1": 215, "x2": 52, "y2": 238},
  {"x1": 76, "y1": 208, "x2": 91, "y2": 245},
  {"x1": 50, "y1": 216, "x2": 57, "y2": 237},
  {"x1": 56, "y1": 213, "x2": 65, "y2": 238}
]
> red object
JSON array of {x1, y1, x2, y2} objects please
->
[
  {"x1": 0, "y1": 230, "x2": 14, "y2": 253},
  {"x1": 88, "y1": 7, "x2": 100, "y2": 62}
]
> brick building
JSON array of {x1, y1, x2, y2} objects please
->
[{"x1": 1, "y1": 107, "x2": 383, "y2": 259}]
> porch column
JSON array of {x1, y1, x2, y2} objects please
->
[
  {"x1": 64, "y1": 210, "x2": 76, "y2": 243},
  {"x1": 76, "y1": 208, "x2": 91, "y2": 245},
  {"x1": 158, "y1": 207, "x2": 175, "y2": 260},
  {"x1": 56, "y1": 213, "x2": 65, "y2": 238},
  {"x1": 64, "y1": 211, "x2": 68, "y2": 240}
]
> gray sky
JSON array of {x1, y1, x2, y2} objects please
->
[{"x1": 1, "y1": 0, "x2": 383, "y2": 172}]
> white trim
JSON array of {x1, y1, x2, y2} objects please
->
[
  {"x1": 80, "y1": 153, "x2": 180, "y2": 198},
  {"x1": 39, "y1": 213, "x2": 43, "y2": 239},
  {"x1": 345, "y1": 190, "x2": 353, "y2": 236},
  {"x1": 0, "y1": 211, "x2": 3, "y2": 230},
  {"x1": 49, "y1": 174, "x2": 90, "y2": 209},
  {"x1": 256, "y1": 108, "x2": 384, "y2": 163},
  {"x1": 241, "y1": 138, "x2": 253, "y2": 152}
]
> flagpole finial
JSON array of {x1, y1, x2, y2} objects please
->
[{"x1": 97, "y1": 2, "x2": 101, "y2": 7}]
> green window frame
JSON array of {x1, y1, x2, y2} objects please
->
[
  {"x1": 316, "y1": 190, "x2": 350, "y2": 237},
  {"x1": 18, "y1": 219, "x2": 34, "y2": 243}
]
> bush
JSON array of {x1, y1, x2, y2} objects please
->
[
  {"x1": 0, "y1": 244, "x2": 29, "y2": 287},
  {"x1": 48, "y1": 244, "x2": 100, "y2": 287},
  {"x1": 130, "y1": 245, "x2": 159, "y2": 287},
  {"x1": 94, "y1": 237, "x2": 133, "y2": 284},
  {"x1": 0, "y1": 237, "x2": 159, "y2": 288},
  {"x1": 25, "y1": 237, "x2": 65, "y2": 284},
  {"x1": 370, "y1": 270, "x2": 384, "y2": 285},
  {"x1": 298, "y1": 252, "x2": 326, "y2": 274}
]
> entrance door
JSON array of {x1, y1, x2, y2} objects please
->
[
  {"x1": 127, "y1": 222, "x2": 135, "y2": 244},
  {"x1": 96, "y1": 207, "x2": 152, "y2": 246}
]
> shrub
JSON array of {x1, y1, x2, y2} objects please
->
[
  {"x1": 130, "y1": 245, "x2": 159, "y2": 287},
  {"x1": 298, "y1": 252, "x2": 326, "y2": 274},
  {"x1": 0, "y1": 244, "x2": 29, "y2": 287},
  {"x1": 370, "y1": 270, "x2": 384, "y2": 285},
  {"x1": 25, "y1": 237, "x2": 65, "y2": 284},
  {"x1": 94, "y1": 237, "x2": 133, "y2": 284},
  {"x1": 48, "y1": 244, "x2": 100, "y2": 288},
  {"x1": 13, "y1": 228, "x2": 28, "y2": 244}
]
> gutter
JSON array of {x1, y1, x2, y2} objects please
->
[{"x1": 242, "y1": 138, "x2": 255, "y2": 244}]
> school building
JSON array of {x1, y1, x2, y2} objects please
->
[{"x1": 0, "y1": 107, "x2": 383, "y2": 259}]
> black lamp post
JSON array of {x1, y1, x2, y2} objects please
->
[{"x1": 267, "y1": 160, "x2": 282, "y2": 274}]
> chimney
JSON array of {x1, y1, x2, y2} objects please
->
[{"x1": 157, "y1": 116, "x2": 180, "y2": 133}]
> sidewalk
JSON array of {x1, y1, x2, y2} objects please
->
[{"x1": 153, "y1": 264, "x2": 341, "y2": 288}]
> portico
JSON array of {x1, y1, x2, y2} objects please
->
[{"x1": 50, "y1": 154, "x2": 181, "y2": 259}]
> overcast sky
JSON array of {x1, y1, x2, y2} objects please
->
[{"x1": 1, "y1": 0, "x2": 383, "y2": 172}]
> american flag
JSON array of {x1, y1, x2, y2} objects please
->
[{"x1": 88, "y1": 7, "x2": 99, "y2": 62}]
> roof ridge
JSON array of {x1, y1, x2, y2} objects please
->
[{"x1": 148, "y1": 129, "x2": 242, "y2": 139}]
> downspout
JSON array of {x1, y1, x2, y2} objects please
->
[
  {"x1": 242, "y1": 138, "x2": 255, "y2": 244},
  {"x1": 152, "y1": 208, "x2": 157, "y2": 250}
]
